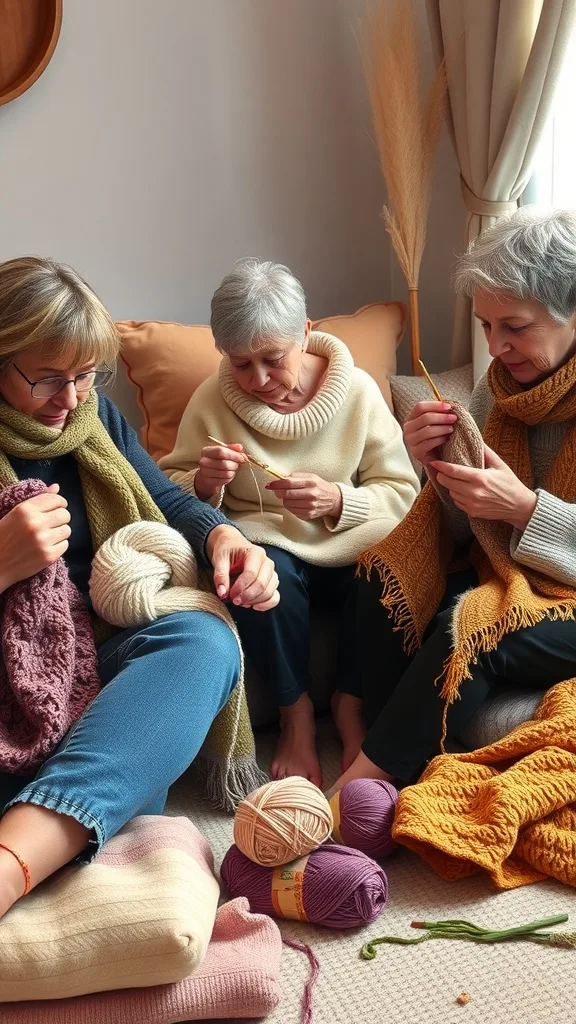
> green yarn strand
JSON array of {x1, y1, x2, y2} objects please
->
[{"x1": 360, "y1": 915, "x2": 571, "y2": 960}]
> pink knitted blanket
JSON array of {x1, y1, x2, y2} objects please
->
[
  {"x1": 0, "y1": 479, "x2": 101, "y2": 773},
  {"x1": 3, "y1": 898, "x2": 282, "y2": 1022}
]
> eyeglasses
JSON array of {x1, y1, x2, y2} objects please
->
[{"x1": 12, "y1": 363, "x2": 113, "y2": 399}]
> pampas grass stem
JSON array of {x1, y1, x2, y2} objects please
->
[{"x1": 361, "y1": 0, "x2": 446, "y2": 374}]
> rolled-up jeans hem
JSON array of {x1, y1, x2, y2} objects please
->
[{"x1": 4, "y1": 788, "x2": 104, "y2": 864}]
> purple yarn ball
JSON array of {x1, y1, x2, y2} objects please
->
[
  {"x1": 332, "y1": 778, "x2": 399, "y2": 859},
  {"x1": 221, "y1": 842, "x2": 388, "y2": 929}
]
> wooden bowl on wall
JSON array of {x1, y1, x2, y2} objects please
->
[{"x1": 0, "y1": 0, "x2": 63, "y2": 107}]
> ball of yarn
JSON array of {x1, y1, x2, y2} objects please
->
[
  {"x1": 329, "y1": 779, "x2": 399, "y2": 860},
  {"x1": 90, "y1": 521, "x2": 208, "y2": 627},
  {"x1": 234, "y1": 776, "x2": 333, "y2": 867},
  {"x1": 221, "y1": 842, "x2": 388, "y2": 929}
]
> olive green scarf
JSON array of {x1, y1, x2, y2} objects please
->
[
  {"x1": 0, "y1": 393, "x2": 265, "y2": 810},
  {"x1": 0, "y1": 391, "x2": 166, "y2": 544}
]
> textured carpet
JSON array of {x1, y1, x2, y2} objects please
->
[{"x1": 168, "y1": 718, "x2": 576, "y2": 1024}]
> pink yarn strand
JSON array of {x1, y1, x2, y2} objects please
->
[{"x1": 283, "y1": 937, "x2": 320, "y2": 1024}]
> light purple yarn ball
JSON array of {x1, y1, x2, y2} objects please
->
[
  {"x1": 221, "y1": 843, "x2": 388, "y2": 929},
  {"x1": 334, "y1": 778, "x2": 399, "y2": 859}
]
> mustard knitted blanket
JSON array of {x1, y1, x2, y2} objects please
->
[{"x1": 393, "y1": 678, "x2": 576, "y2": 888}]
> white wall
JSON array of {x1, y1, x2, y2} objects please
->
[{"x1": 0, "y1": 0, "x2": 463, "y2": 422}]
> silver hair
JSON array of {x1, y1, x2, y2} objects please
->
[
  {"x1": 453, "y1": 207, "x2": 576, "y2": 323},
  {"x1": 210, "y1": 259, "x2": 308, "y2": 353}
]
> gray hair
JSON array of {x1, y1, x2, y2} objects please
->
[
  {"x1": 453, "y1": 207, "x2": 576, "y2": 323},
  {"x1": 210, "y1": 259, "x2": 307, "y2": 353}
]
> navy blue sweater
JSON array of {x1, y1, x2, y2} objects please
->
[{"x1": 7, "y1": 395, "x2": 231, "y2": 596}]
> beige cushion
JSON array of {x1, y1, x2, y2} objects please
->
[
  {"x1": 117, "y1": 302, "x2": 404, "y2": 461},
  {"x1": 0, "y1": 816, "x2": 220, "y2": 1001},
  {"x1": 389, "y1": 364, "x2": 474, "y2": 427}
]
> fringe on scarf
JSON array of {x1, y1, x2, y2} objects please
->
[
  {"x1": 359, "y1": 548, "x2": 576, "y2": 753},
  {"x1": 357, "y1": 555, "x2": 421, "y2": 656},
  {"x1": 437, "y1": 600, "x2": 576, "y2": 749},
  {"x1": 193, "y1": 754, "x2": 268, "y2": 813}
]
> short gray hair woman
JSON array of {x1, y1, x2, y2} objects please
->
[
  {"x1": 161, "y1": 258, "x2": 420, "y2": 788},
  {"x1": 327, "y1": 207, "x2": 576, "y2": 796}
]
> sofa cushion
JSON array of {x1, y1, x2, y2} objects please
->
[
  {"x1": 117, "y1": 302, "x2": 404, "y2": 460},
  {"x1": 389, "y1": 363, "x2": 474, "y2": 428}
]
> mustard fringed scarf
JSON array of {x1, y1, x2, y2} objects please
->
[
  {"x1": 0, "y1": 393, "x2": 266, "y2": 810},
  {"x1": 358, "y1": 354, "x2": 576, "y2": 726}
]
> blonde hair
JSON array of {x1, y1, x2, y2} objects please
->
[{"x1": 0, "y1": 256, "x2": 120, "y2": 373}]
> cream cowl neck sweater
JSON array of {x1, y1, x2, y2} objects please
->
[{"x1": 160, "y1": 332, "x2": 420, "y2": 567}]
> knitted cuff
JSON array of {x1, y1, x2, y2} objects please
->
[
  {"x1": 512, "y1": 488, "x2": 576, "y2": 585},
  {"x1": 324, "y1": 484, "x2": 371, "y2": 533}
]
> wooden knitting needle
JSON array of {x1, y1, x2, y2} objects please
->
[
  {"x1": 418, "y1": 360, "x2": 445, "y2": 403},
  {"x1": 207, "y1": 435, "x2": 286, "y2": 480}
]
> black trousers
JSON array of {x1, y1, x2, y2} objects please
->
[
  {"x1": 230, "y1": 545, "x2": 361, "y2": 706},
  {"x1": 355, "y1": 567, "x2": 576, "y2": 783}
]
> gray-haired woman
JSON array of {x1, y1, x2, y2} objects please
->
[
  {"x1": 328, "y1": 207, "x2": 576, "y2": 795},
  {"x1": 161, "y1": 259, "x2": 420, "y2": 786}
]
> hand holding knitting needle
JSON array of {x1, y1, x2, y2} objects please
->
[
  {"x1": 403, "y1": 400, "x2": 458, "y2": 476},
  {"x1": 195, "y1": 441, "x2": 249, "y2": 502}
]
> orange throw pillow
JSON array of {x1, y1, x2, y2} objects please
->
[{"x1": 117, "y1": 302, "x2": 404, "y2": 460}]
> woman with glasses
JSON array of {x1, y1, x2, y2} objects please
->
[{"x1": 0, "y1": 256, "x2": 279, "y2": 919}]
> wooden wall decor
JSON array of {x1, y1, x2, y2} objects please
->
[{"x1": 0, "y1": 0, "x2": 63, "y2": 107}]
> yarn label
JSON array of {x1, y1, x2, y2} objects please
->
[
  {"x1": 271, "y1": 855, "x2": 310, "y2": 921},
  {"x1": 329, "y1": 792, "x2": 343, "y2": 844}
]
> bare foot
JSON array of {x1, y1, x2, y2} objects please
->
[
  {"x1": 271, "y1": 693, "x2": 322, "y2": 789},
  {"x1": 331, "y1": 691, "x2": 366, "y2": 772},
  {"x1": 325, "y1": 749, "x2": 393, "y2": 799}
]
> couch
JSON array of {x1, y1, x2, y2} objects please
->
[{"x1": 114, "y1": 304, "x2": 546, "y2": 748}]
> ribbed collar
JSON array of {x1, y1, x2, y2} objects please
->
[{"x1": 218, "y1": 332, "x2": 354, "y2": 440}]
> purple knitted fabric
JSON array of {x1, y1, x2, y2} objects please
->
[{"x1": 0, "y1": 480, "x2": 101, "y2": 774}]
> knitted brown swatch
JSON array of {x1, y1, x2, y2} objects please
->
[{"x1": 430, "y1": 401, "x2": 484, "y2": 501}]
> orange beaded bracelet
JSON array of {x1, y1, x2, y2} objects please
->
[{"x1": 0, "y1": 842, "x2": 31, "y2": 895}]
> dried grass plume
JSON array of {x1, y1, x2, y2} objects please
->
[{"x1": 361, "y1": 0, "x2": 446, "y2": 371}]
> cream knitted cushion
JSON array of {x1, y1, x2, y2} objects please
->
[
  {"x1": 1, "y1": 898, "x2": 282, "y2": 1023},
  {"x1": 0, "y1": 816, "x2": 220, "y2": 1001}
]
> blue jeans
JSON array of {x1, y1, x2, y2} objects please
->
[
  {"x1": 0, "y1": 612, "x2": 239, "y2": 861},
  {"x1": 230, "y1": 545, "x2": 361, "y2": 706}
]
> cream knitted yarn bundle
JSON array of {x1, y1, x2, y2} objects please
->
[
  {"x1": 89, "y1": 522, "x2": 231, "y2": 629},
  {"x1": 89, "y1": 522, "x2": 269, "y2": 812}
]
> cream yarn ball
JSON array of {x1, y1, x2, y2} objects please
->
[
  {"x1": 234, "y1": 776, "x2": 333, "y2": 867},
  {"x1": 90, "y1": 521, "x2": 215, "y2": 628}
]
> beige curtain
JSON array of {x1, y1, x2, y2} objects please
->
[{"x1": 426, "y1": 0, "x2": 576, "y2": 380}]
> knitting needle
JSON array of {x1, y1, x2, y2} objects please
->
[
  {"x1": 207, "y1": 435, "x2": 286, "y2": 480},
  {"x1": 418, "y1": 360, "x2": 445, "y2": 403}
]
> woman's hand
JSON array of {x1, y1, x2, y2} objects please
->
[
  {"x1": 403, "y1": 401, "x2": 458, "y2": 471},
  {"x1": 431, "y1": 445, "x2": 538, "y2": 530},
  {"x1": 0, "y1": 484, "x2": 71, "y2": 594},
  {"x1": 265, "y1": 474, "x2": 343, "y2": 521},
  {"x1": 206, "y1": 525, "x2": 279, "y2": 611},
  {"x1": 195, "y1": 443, "x2": 247, "y2": 502}
]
